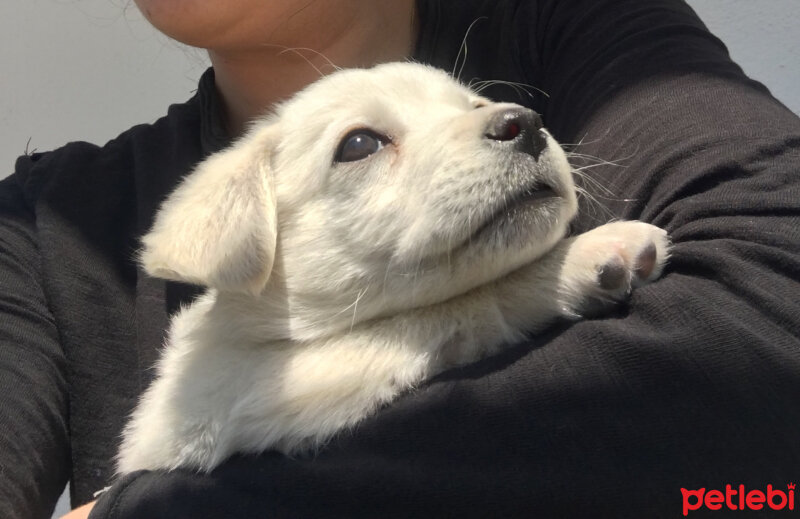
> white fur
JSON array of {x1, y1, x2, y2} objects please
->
[{"x1": 118, "y1": 63, "x2": 669, "y2": 474}]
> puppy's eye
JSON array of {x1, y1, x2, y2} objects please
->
[{"x1": 335, "y1": 130, "x2": 388, "y2": 163}]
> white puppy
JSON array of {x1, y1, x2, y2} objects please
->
[{"x1": 117, "y1": 62, "x2": 669, "y2": 474}]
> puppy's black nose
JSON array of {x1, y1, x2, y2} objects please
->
[{"x1": 484, "y1": 108, "x2": 547, "y2": 159}]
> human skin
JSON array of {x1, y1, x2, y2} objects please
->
[
  {"x1": 60, "y1": 1, "x2": 417, "y2": 517},
  {"x1": 135, "y1": 0, "x2": 418, "y2": 136}
]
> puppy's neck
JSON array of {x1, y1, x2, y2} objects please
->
[{"x1": 202, "y1": 245, "x2": 550, "y2": 346}]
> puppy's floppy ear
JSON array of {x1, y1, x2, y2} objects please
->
[{"x1": 140, "y1": 127, "x2": 278, "y2": 295}]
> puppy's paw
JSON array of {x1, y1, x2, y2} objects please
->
[{"x1": 559, "y1": 221, "x2": 670, "y2": 317}]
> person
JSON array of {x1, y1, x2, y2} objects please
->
[{"x1": 1, "y1": 0, "x2": 798, "y2": 517}]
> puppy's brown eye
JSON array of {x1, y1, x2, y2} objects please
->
[{"x1": 335, "y1": 130, "x2": 388, "y2": 163}]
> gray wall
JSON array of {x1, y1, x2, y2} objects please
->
[
  {"x1": 1, "y1": 0, "x2": 210, "y2": 177},
  {"x1": 688, "y1": 0, "x2": 799, "y2": 116}
]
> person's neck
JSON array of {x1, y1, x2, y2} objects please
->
[{"x1": 208, "y1": 1, "x2": 418, "y2": 138}]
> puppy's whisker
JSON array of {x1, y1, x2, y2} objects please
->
[
  {"x1": 447, "y1": 233, "x2": 453, "y2": 271},
  {"x1": 571, "y1": 163, "x2": 620, "y2": 172},
  {"x1": 563, "y1": 155, "x2": 623, "y2": 221},
  {"x1": 278, "y1": 46, "x2": 341, "y2": 72},
  {"x1": 570, "y1": 169, "x2": 618, "y2": 198},
  {"x1": 452, "y1": 17, "x2": 488, "y2": 81},
  {"x1": 574, "y1": 185, "x2": 618, "y2": 222},
  {"x1": 259, "y1": 43, "x2": 338, "y2": 77},
  {"x1": 566, "y1": 150, "x2": 633, "y2": 193},
  {"x1": 574, "y1": 174, "x2": 639, "y2": 204},
  {"x1": 571, "y1": 168, "x2": 639, "y2": 212},
  {"x1": 565, "y1": 141, "x2": 640, "y2": 167},
  {"x1": 467, "y1": 208, "x2": 474, "y2": 250},
  {"x1": 566, "y1": 152, "x2": 633, "y2": 169},
  {"x1": 382, "y1": 257, "x2": 395, "y2": 298},
  {"x1": 558, "y1": 132, "x2": 600, "y2": 149},
  {"x1": 349, "y1": 285, "x2": 370, "y2": 333},
  {"x1": 574, "y1": 186, "x2": 604, "y2": 222},
  {"x1": 560, "y1": 139, "x2": 604, "y2": 149},
  {"x1": 471, "y1": 79, "x2": 549, "y2": 100},
  {"x1": 295, "y1": 286, "x2": 373, "y2": 329},
  {"x1": 278, "y1": 48, "x2": 326, "y2": 78}
]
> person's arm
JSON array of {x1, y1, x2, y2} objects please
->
[
  {"x1": 90, "y1": 0, "x2": 800, "y2": 517},
  {"x1": 0, "y1": 169, "x2": 71, "y2": 518}
]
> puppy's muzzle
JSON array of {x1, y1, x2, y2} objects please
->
[{"x1": 484, "y1": 108, "x2": 547, "y2": 160}]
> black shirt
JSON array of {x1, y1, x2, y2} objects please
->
[{"x1": 1, "y1": 0, "x2": 799, "y2": 517}]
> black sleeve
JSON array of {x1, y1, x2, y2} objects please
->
[
  {"x1": 0, "y1": 167, "x2": 71, "y2": 519},
  {"x1": 90, "y1": 0, "x2": 800, "y2": 517}
]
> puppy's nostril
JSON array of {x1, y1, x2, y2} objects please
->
[
  {"x1": 486, "y1": 111, "x2": 523, "y2": 142},
  {"x1": 485, "y1": 109, "x2": 543, "y2": 140},
  {"x1": 485, "y1": 108, "x2": 547, "y2": 158},
  {"x1": 503, "y1": 122, "x2": 522, "y2": 140}
]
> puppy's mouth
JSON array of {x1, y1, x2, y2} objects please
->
[{"x1": 469, "y1": 183, "x2": 561, "y2": 241}]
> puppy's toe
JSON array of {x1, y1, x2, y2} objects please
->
[
  {"x1": 633, "y1": 242, "x2": 658, "y2": 281},
  {"x1": 598, "y1": 256, "x2": 628, "y2": 290}
]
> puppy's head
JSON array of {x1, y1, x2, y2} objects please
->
[{"x1": 142, "y1": 63, "x2": 577, "y2": 331}]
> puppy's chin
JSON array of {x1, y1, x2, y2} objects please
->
[
  {"x1": 440, "y1": 195, "x2": 572, "y2": 285},
  {"x1": 366, "y1": 152, "x2": 578, "y2": 316},
  {"x1": 417, "y1": 147, "x2": 577, "y2": 267},
  {"x1": 466, "y1": 190, "x2": 565, "y2": 250}
]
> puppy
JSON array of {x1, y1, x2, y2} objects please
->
[{"x1": 117, "y1": 62, "x2": 669, "y2": 474}]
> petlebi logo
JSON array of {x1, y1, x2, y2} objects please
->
[{"x1": 681, "y1": 483, "x2": 795, "y2": 516}]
